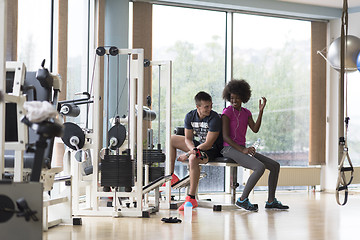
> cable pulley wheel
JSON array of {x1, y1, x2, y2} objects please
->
[
  {"x1": 96, "y1": 47, "x2": 105, "y2": 56},
  {"x1": 109, "y1": 46, "x2": 119, "y2": 56},
  {"x1": 62, "y1": 122, "x2": 86, "y2": 150},
  {"x1": 108, "y1": 123, "x2": 126, "y2": 150}
]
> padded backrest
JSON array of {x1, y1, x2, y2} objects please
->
[
  {"x1": 5, "y1": 71, "x2": 52, "y2": 142},
  {"x1": 5, "y1": 71, "x2": 54, "y2": 168}
]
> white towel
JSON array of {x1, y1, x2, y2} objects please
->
[{"x1": 23, "y1": 101, "x2": 58, "y2": 123}]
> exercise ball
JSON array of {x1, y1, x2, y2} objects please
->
[
  {"x1": 327, "y1": 35, "x2": 360, "y2": 72},
  {"x1": 357, "y1": 52, "x2": 360, "y2": 71}
]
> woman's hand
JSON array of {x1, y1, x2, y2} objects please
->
[
  {"x1": 242, "y1": 147, "x2": 256, "y2": 156},
  {"x1": 259, "y1": 97, "x2": 267, "y2": 112}
]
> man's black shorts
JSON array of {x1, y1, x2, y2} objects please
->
[{"x1": 193, "y1": 140, "x2": 222, "y2": 161}]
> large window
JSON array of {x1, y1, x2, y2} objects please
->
[
  {"x1": 17, "y1": 0, "x2": 51, "y2": 71},
  {"x1": 153, "y1": 5, "x2": 227, "y2": 192},
  {"x1": 233, "y1": 14, "x2": 311, "y2": 167},
  {"x1": 66, "y1": 0, "x2": 90, "y2": 127},
  {"x1": 153, "y1": 6, "x2": 312, "y2": 192}
]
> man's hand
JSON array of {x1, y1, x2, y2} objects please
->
[
  {"x1": 177, "y1": 153, "x2": 189, "y2": 162},
  {"x1": 194, "y1": 148, "x2": 207, "y2": 160}
]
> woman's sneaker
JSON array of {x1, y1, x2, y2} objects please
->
[
  {"x1": 265, "y1": 198, "x2": 289, "y2": 210},
  {"x1": 235, "y1": 198, "x2": 258, "y2": 212}
]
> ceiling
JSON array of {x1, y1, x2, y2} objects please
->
[
  {"x1": 280, "y1": 0, "x2": 360, "y2": 9},
  {"x1": 142, "y1": 0, "x2": 360, "y2": 19}
]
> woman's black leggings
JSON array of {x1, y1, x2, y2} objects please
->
[{"x1": 221, "y1": 146, "x2": 280, "y2": 201}]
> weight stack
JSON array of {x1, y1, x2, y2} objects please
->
[
  {"x1": 143, "y1": 149, "x2": 166, "y2": 164},
  {"x1": 143, "y1": 166, "x2": 165, "y2": 184},
  {"x1": 101, "y1": 154, "x2": 134, "y2": 188}
]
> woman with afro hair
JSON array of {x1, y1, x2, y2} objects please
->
[{"x1": 222, "y1": 79, "x2": 289, "y2": 211}]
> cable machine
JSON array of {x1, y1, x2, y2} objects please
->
[{"x1": 61, "y1": 46, "x2": 173, "y2": 217}]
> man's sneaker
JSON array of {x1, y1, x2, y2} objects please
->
[
  {"x1": 162, "y1": 173, "x2": 180, "y2": 187},
  {"x1": 103, "y1": 186, "x2": 113, "y2": 200},
  {"x1": 235, "y1": 198, "x2": 258, "y2": 212},
  {"x1": 178, "y1": 195, "x2": 198, "y2": 211},
  {"x1": 265, "y1": 198, "x2": 289, "y2": 210}
]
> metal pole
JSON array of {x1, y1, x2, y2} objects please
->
[
  {"x1": 127, "y1": 54, "x2": 131, "y2": 151},
  {"x1": 157, "y1": 65, "x2": 161, "y2": 149},
  {"x1": 106, "y1": 54, "x2": 110, "y2": 148},
  {"x1": 0, "y1": 0, "x2": 7, "y2": 180}
]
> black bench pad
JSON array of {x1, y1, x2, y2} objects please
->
[{"x1": 208, "y1": 157, "x2": 237, "y2": 164}]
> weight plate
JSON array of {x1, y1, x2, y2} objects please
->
[
  {"x1": 108, "y1": 123, "x2": 126, "y2": 150},
  {"x1": 61, "y1": 122, "x2": 85, "y2": 150},
  {"x1": 0, "y1": 194, "x2": 15, "y2": 223}
]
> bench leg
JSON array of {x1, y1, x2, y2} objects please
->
[{"x1": 230, "y1": 166, "x2": 238, "y2": 205}]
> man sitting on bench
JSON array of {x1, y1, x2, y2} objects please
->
[{"x1": 168, "y1": 91, "x2": 222, "y2": 211}]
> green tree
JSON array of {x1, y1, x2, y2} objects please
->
[
  {"x1": 153, "y1": 35, "x2": 310, "y2": 156},
  {"x1": 234, "y1": 40, "x2": 310, "y2": 152},
  {"x1": 152, "y1": 37, "x2": 225, "y2": 146}
]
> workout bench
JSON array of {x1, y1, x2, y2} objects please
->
[{"x1": 171, "y1": 127, "x2": 240, "y2": 210}]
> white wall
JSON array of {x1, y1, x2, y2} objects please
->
[{"x1": 323, "y1": 12, "x2": 360, "y2": 191}]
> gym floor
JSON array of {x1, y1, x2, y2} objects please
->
[{"x1": 43, "y1": 191, "x2": 360, "y2": 240}]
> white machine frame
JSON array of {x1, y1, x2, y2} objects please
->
[
  {"x1": 3, "y1": 61, "x2": 28, "y2": 182},
  {"x1": 1, "y1": 60, "x2": 72, "y2": 230},
  {"x1": 148, "y1": 60, "x2": 172, "y2": 210},
  {"x1": 0, "y1": 0, "x2": 6, "y2": 180},
  {"x1": 70, "y1": 49, "x2": 173, "y2": 217}
]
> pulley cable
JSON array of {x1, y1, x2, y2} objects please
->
[{"x1": 336, "y1": 0, "x2": 354, "y2": 206}]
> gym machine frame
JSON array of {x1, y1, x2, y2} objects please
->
[
  {"x1": 3, "y1": 61, "x2": 28, "y2": 182},
  {"x1": 1, "y1": 6, "x2": 41, "y2": 238},
  {"x1": 2, "y1": 60, "x2": 73, "y2": 230},
  {"x1": 0, "y1": 0, "x2": 5, "y2": 179},
  {"x1": 71, "y1": 48, "x2": 172, "y2": 217},
  {"x1": 144, "y1": 60, "x2": 172, "y2": 210}
]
